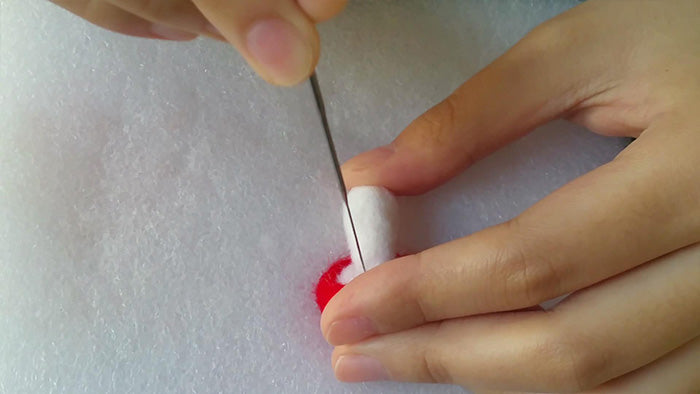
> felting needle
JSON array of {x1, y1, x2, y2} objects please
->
[{"x1": 308, "y1": 71, "x2": 367, "y2": 272}]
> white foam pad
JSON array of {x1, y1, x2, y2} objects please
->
[
  {"x1": 1, "y1": 1, "x2": 628, "y2": 393},
  {"x1": 340, "y1": 186, "x2": 399, "y2": 284}
]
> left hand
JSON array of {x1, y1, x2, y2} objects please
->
[
  {"x1": 50, "y1": 0, "x2": 347, "y2": 86},
  {"x1": 321, "y1": 1, "x2": 700, "y2": 392}
]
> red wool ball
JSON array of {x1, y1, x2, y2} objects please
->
[{"x1": 314, "y1": 256, "x2": 351, "y2": 312}]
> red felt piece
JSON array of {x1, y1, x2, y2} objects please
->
[{"x1": 314, "y1": 256, "x2": 351, "y2": 312}]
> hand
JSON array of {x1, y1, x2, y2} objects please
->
[
  {"x1": 322, "y1": 1, "x2": 700, "y2": 392},
  {"x1": 50, "y1": 0, "x2": 346, "y2": 86}
]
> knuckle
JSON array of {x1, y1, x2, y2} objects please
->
[
  {"x1": 534, "y1": 327, "x2": 586, "y2": 392},
  {"x1": 410, "y1": 253, "x2": 434, "y2": 324},
  {"x1": 564, "y1": 331, "x2": 611, "y2": 391},
  {"x1": 498, "y1": 220, "x2": 562, "y2": 307},
  {"x1": 421, "y1": 323, "x2": 454, "y2": 384},
  {"x1": 409, "y1": 94, "x2": 460, "y2": 154},
  {"x1": 538, "y1": 323, "x2": 608, "y2": 392}
]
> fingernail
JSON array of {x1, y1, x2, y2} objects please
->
[
  {"x1": 334, "y1": 355, "x2": 390, "y2": 382},
  {"x1": 150, "y1": 23, "x2": 197, "y2": 41},
  {"x1": 245, "y1": 18, "x2": 313, "y2": 86},
  {"x1": 326, "y1": 317, "x2": 376, "y2": 346}
]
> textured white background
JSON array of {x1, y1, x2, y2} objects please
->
[{"x1": 1, "y1": 1, "x2": 627, "y2": 393}]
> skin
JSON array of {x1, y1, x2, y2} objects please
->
[
  {"x1": 51, "y1": 0, "x2": 348, "y2": 85},
  {"x1": 50, "y1": 0, "x2": 700, "y2": 392}
]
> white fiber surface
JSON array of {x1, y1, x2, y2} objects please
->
[
  {"x1": 340, "y1": 186, "x2": 399, "y2": 284},
  {"x1": 1, "y1": 1, "x2": 628, "y2": 393}
]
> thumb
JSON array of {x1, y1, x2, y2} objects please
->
[
  {"x1": 342, "y1": 18, "x2": 612, "y2": 195},
  {"x1": 192, "y1": 0, "x2": 346, "y2": 86}
]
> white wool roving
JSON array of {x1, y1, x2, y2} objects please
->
[{"x1": 339, "y1": 186, "x2": 399, "y2": 284}]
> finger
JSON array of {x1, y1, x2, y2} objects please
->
[
  {"x1": 340, "y1": 0, "x2": 675, "y2": 195},
  {"x1": 104, "y1": 0, "x2": 225, "y2": 40},
  {"x1": 297, "y1": 0, "x2": 347, "y2": 22},
  {"x1": 323, "y1": 120, "x2": 700, "y2": 345},
  {"x1": 341, "y1": 9, "x2": 622, "y2": 195},
  {"x1": 191, "y1": 0, "x2": 320, "y2": 86},
  {"x1": 51, "y1": 0, "x2": 198, "y2": 40},
  {"x1": 331, "y1": 242, "x2": 700, "y2": 392},
  {"x1": 588, "y1": 335, "x2": 700, "y2": 394}
]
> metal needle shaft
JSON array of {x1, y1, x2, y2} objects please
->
[{"x1": 309, "y1": 72, "x2": 366, "y2": 272}]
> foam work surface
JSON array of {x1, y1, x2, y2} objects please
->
[{"x1": 1, "y1": 1, "x2": 628, "y2": 393}]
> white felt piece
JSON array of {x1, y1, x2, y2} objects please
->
[
  {"x1": 1, "y1": 0, "x2": 629, "y2": 393},
  {"x1": 339, "y1": 186, "x2": 399, "y2": 284}
]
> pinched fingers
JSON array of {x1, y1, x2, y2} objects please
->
[
  {"x1": 51, "y1": 0, "x2": 348, "y2": 85},
  {"x1": 191, "y1": 0, "x2": 346, "y2": 86},
  {"x1": 323, "y1": 119, "x2": 700, "y2": 347},
  {"x1": 589, "y1": 335, "x2": 700, "y2": 394},
  {"x1": 470, "y1": 336, "x2": 700, "y2": 394},
  {"x1": 331, "y1": 242, "x2": 700, "y2": 392}
]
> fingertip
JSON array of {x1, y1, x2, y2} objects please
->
[
  {"x1": 330, "y1": 346, "x2": 350, "y2": 380},
  {"x1": 245, "y1": 17, "x2": 317, "y2": 86},
  {"x1": 341, "y1": 145, "x2": 395, "y2": 190},
  {"x1": 342, "y1": 142, "x2": 450, "y2": 196},
  {"x1": 321, "y1": 255, "x2": 420, "y2": 345},
  {"x1": 320, "y1": 305, "x2": 333, "y2": 342},
  {"x1": 319, "y1": 281, "x2": 357, "y2": 344},
  {"x1": 326, "y1": 317, "x2": 377, "y2": 346},
  {"x1": 330, "y1": 346, "x2": 342, "y2": 371},
  {"x1": 320, "y1": 288, "x2": 342, "y2": 342},
  {"x1": 298, "y1": 0, "x2": 348, "y2": 22},
  {"x1": 334, "y1": 354, "x2": 391, "y2": 382}
]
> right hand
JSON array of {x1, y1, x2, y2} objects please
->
[{"x1": 51, "y1": 0, "x2": 347, "y2": 86}]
